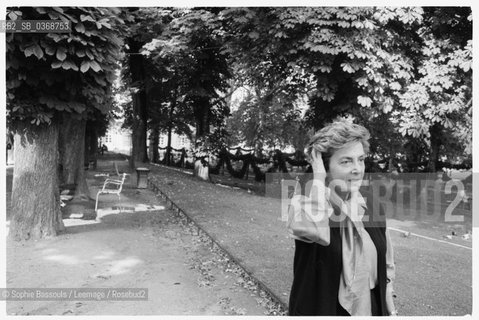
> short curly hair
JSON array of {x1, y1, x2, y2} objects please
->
[{"x1": 305, "y1": 119, "x2": 370, "y2": 171}]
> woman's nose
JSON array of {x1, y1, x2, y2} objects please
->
[{"x1": 351, "y1": 161, "x2": 363, "y2": 174}]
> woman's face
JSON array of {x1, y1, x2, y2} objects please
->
[{"x1": 327, "y1": 141, "x2": 366, "y2": 195}]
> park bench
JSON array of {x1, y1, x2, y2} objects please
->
[{"x1": 95, "y1": 172, "x2": 128, "y2": 212}]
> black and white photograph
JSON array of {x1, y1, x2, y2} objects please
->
[{"x1": 2, "y1": 2, "x2": 475, "y2": 317}]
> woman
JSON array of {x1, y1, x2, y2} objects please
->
[{"x1": 287, "y1": 120, "x2": 397, "y2": 316}]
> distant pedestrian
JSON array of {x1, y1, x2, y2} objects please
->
[
  {"x1": 101, "y1": 144, "x2": 108, "y2": 155},
  {"x1": 287, "y1": 119, "x2": 397, "y2": 316}
]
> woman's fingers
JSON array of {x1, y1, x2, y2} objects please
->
[
  {"x1": 385, "y1": 285, "x2": 397, "y2": 316},
  {"x1": 311, "y1": 150, "x2": 326, "y2": 173}
]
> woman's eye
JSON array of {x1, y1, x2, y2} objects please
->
[{"x1": 341, "y1": 160, "x2": 351, "y2": 164}]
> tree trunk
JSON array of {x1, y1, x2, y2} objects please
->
[
  {"x1": 129, "y1": 40, "x2": 149, "y2": 169},
  {"x1": 85, "y1": 121, "x2": 98, "y2": 170},
  {"x1": 428, "y1": 123, "x2": 442, "y2": 172},
  {"x1": 131, "y1": 90, "x2": 148, "y2": 166},
  {"x1": 59, "y1": 116, "x2": 90, "y2": 200},
  {"x1": 166, "y1": 125, "x2": 172, "y2": 166},
  {"x1": 165, "y1": 91, "x2": 177, "y2": 166},
  {"x1": 84, "y1": 127, "x2": 89, "y2": 169},
  {"x1": 388, "y1": 143, "x2": 395, "y2": 173},
  {"x1": 149, "y1": 124, "x2": 159, "y2": 163},
  {"x1": 9, "y1": 121, "x2": 64, "y2": 241},
  {"x1": 193, "y1": 97, "x2": 210, "y2": 137},
  {"x1": 255, "y1": 140, "x2": 264, "y2": 157},
  {"x1": 193, "y1": 98, "x2": 211, "y2": 178}
]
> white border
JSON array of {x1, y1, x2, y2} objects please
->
[{"x1": 1, "y1": 2, "x2": 476, "y2": 320}]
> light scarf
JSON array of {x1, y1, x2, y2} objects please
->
[{"x1": 330, "y1": 190, "x2": 371, "y2": 315}]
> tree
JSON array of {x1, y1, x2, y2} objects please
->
[
  {"x1": 121, "y1": 8, "x2": 176, "y2": 168},
  {"x1": 7, "y1": 7, "x2": 125, "y2": 240},
  {"x1": 170, "y1": 8, "x2": 231, "y2": 139},
  {"x1": 141, "y1": 8, "x2": 231, "y2": 176},
  {"x1": 226, "y1": 88, "x2": 307, "y2": 152},
  {"x1": 143, "y1": 48, "x2": 195, "y2": 166},
  {"x1": 218, "y1": 7, "x2": 412, "y2": 128},
  {"x1": 126, "y1": 42, "x2": 149, "y2": 165},
  {"x1": 396, "y1": 7, "x2": 472, "y2": 171},
  {"x1": 220, "y1": 7, "x2": 471, "y2": 170}
]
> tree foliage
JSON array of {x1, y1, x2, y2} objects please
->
[
  {"x1": 397, "y1": 8, "x2": 472, "y2": 153},
  {"x1": 226, "y1": 88, "x2": 307, "y2": 151},
  {"x1": 141, "y1": 8, "x2": 231, "y2": 140},
  {"x1": 7, "y1": 7, "x2": 126, "y2": 126},
  {"x1": 218, "y1": 7, "x2": 471, "y2": 168}
]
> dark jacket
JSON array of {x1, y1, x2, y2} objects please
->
[{"x1": 288, "y1": 190, "x2": 389, "y2": 316}]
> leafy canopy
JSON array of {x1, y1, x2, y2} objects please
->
[{"x1": 6, "y1": 7, "x2": 127, "y2": 127}]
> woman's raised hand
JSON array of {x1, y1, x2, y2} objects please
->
[
  {"x1": 311, "y1": 149, "x2": 326, "y2": 178},
  {"x1": 308, "y1": 149, "x2": 329, "y2": 210}
]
